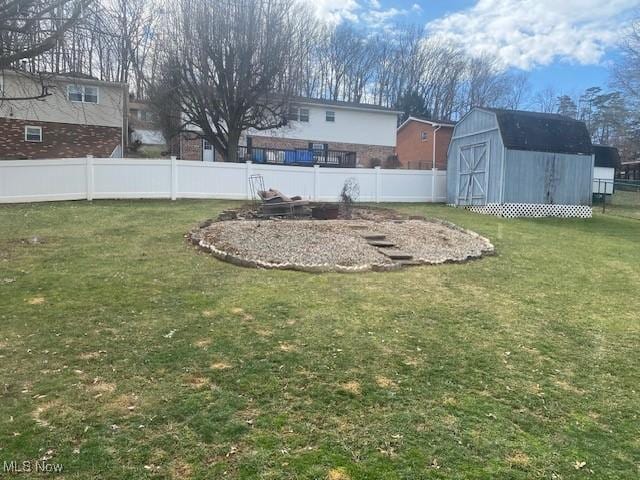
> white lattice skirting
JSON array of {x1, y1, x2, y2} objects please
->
[{"x1": 451, "y1": 203, "x2": 593, "y2": 218}]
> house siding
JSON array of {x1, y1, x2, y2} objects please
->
[
  {"x1": 0, "y1": 73, "x2": 126, "y2": 129},
  {"x1": 396, "y1": 121, "x2": 453, "y2": 169},
  {"x1": 0, "y1": 118, "x2": 121, "y2": 159},
  {"x1": 247, "y1": 103, "x2": 398, "y2": 147}
]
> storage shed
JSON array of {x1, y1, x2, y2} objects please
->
[
  {"x1": 592, "y1": 145, "x2": 620, "y2": 195},
  {"x1": 447, "y1": 108, "x2": 594, "y2": 217}
]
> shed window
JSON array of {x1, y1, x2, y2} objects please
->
[
  {"x1": 421, "y1": 131, "x2": 428, "y2": 142},
  {"x1": 299, "y1": 108, "x2": 309, "y2": 122},
  {"x1": 25, "y1": 126, "x2": 42, "y2": 142},
  {"x1": 326, "y1": 110, "x2": 335, "y2": 122},
  {"x1": 67, "y1": 84, "x2": 99, "y2": 103}
]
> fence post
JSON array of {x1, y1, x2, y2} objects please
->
[
  {"x1": 431, "y1": 167, "x2": 437, "y2": 203},
  {"x1": 86, "y1": 155, "x2": 94, "y2": 201},
  {"x1": 313, "y1": 164, "x2": 319, "y2": 201},
  {"x1": 170, "y1": 156, "x2": 177, "y2": 200},
  {"x1": 245, "y1": 161, "x2": 253, "y2": 200},
  {"x1": 374, "y1": 166, "x2": 381, "y2": 203}
]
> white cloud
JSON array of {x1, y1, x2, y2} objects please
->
[
  {"x1": 427, "y1": 0, "x2": 639, "y2": 70},
  {"x1": 308, "y1": 0, "x2": 361, "y2": 24},
  {"x1": 361, "y1": 7, "x2": 410, "y2": 27},
  {"x1": 305, "y1": 0, "x2": 411, "y2": 27}
]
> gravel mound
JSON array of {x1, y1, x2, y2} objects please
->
[{"x1": 191, "y1": 219, "x2": 494, "y2": 272}]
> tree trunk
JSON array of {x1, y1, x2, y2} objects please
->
[{"x1": 226, "y1": 129, "x2": 241, "y2": 163}]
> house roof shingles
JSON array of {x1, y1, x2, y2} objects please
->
[
  {"x1": 483, "y1": 108, "x2": 593, "y2": 155},
  {"x1": 593, "y1": 145, "x2": 621, "y2": 168}
]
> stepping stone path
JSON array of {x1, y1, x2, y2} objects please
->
[{"x1": 358, "y1": 231, "x2": 420, "y2": 267}]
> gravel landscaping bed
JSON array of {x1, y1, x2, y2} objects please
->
[{"x1": 190, "y1": 216, "x2": 494, "y2": 273}]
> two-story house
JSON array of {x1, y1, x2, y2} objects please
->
[
  {"x1": 179, "y1": 97, "x2": 400, "y2": 167},
  {"x1": 396, "y1": 116, "x2": 456, "y2": 170},
  {"x1": 0, "y1": 71, "x2": 127, "y2": 159}
]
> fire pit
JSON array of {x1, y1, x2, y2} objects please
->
[{"x1": 189, "y1": 206, "x2": 495, "y2": 273}]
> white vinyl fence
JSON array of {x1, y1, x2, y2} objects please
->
[{"x1": 0, "y1": 157, "x2": 447, "y2": 204}]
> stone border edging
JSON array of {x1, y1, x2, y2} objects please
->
[{"x1": 187, "y1": 216, "x2": 495, "y2": 273}]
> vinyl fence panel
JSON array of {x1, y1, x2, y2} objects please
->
[{"x1": 0, "y1": 158, "x2": 447, "y2": 204}]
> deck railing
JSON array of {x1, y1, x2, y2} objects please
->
[{"x1": 234, "y1": 146, "x2": 357, "y2": 168}]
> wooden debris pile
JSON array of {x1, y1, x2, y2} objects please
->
[{"x1": 257, "y1": 189, "x2": 311, "y2": 218}]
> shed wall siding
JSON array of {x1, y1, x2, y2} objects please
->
[
  {"x1": 503, "y1": 150, "x2": 593, "y2": 205},
  {"x1": 446, "y1": 110, "x2": 502, "y2": 204}
]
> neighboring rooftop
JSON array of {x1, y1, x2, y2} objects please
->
[
  {"x1": 480, "y1": 107, "x2": 593, "y2": 155},
  {"x1": 593, "y1": 145, "x2": 621, "y2": 168},
  {"x1": 398, "y1": 115, "x2": 456, "y2": 130},
  {"x1": 292, "y1": 96, "x2": 402, "y2": 114}
]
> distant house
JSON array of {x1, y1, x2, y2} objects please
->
[
  {"x1": 447, "y1": 107, "x2": 594, "y2": 217},
  {"x1": 396, "y1": 117, "x2": 455, "y2": 170},
  {"x1": 0, "y1": 71, "x2": 127, "y2": 159},
  {"x1": 128, "y1": 98, "x2": 165, "y2": 146},
  {"x1": 179, "y1": 97, "x2": 401, "y2": 167},
  {"x1": 592, "y1": 145, "x2": 620, "y2": 195}
]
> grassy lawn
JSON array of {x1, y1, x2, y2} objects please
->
[
  {"x1": 1, "y1": 200, "x2": 639, "y2": 479},
  {"x1": 602, "y1": 190, "x2": 640, "y2": 220}
]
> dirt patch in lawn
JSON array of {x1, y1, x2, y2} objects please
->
[{"x1": 189, "y1": 206, "x2": 494, "y2": 273}]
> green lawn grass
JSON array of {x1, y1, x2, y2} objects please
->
[
  {"x1": 604, "y1": 190, "x2": 640, "y2": 220},
  {"x1": 1, "y1": 200, "x2": 639, "y2": 479}
]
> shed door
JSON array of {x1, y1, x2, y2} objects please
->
[{"x1": 457, "y1": 143, "x2": 488, "y2": 205}]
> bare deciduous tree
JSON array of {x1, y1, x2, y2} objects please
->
[
  {"x1": 0, "y1": 0, "x2": 92, "y2": 100},
  {"x1": 154, "y1": 0, "x2": 314, "y2": 161},
  {"x1": 532, "y1": 86, "x2": 557, "y2": 113}
]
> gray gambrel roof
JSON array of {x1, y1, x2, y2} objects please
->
[{"x1": 480, "y1": 108, "x2": 593, "y2": 155}]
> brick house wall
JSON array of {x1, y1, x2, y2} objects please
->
[
  {"x1": 396, "y1": 120, "x2": 454, "y2": 170},
  {"x1": 179, "y1": 134, "x2": 394, "y2": 167},
  {"x1": 248, "y1": 136, "x2": 394, "y2": 167},
  {"x1": 0, "y1": 118, "x2": 121, "y2": 159},
  {"x1": 180, "y1": 133, "x2": 204, "y2": 160}
]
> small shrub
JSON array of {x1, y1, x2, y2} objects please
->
[
  {"x1": 384, "y1": 155, "x2": 401, "y2": 169},
  {"x1": 129, "y1": 139, "x2": 143, "y2": 153},
  {"x1": 339, "y1": 178, "x2": 360, "y2": 219}
]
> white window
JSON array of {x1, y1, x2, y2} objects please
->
[
  {"x1": 287, "y1": 106, "x2": 309, "y2": 122},
  {"x1": 25, "y1": 126, "x2": 42, "y2": 142},
  {"x1": 421, "y1": 131, "x2": 428, "y2": 142},
  {"x1": 287, "y1": 106, "x2": 299, "y2": 121},
  {"x1": 67, "y1": 84, "x2": 99, "y2": 103},
  {"x1": 326, "y1": 110, "x2": 335, "y2": 122},
  {"x1": 84, "y1": 86, "x2": 98, "y2": 103},
  {"x1": 68, "y1": 85, "x2": 83, "y2": 102}
]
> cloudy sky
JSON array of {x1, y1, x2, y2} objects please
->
[{"x1": 310, "y1": 0, "x2": 640, "y2": 93}]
